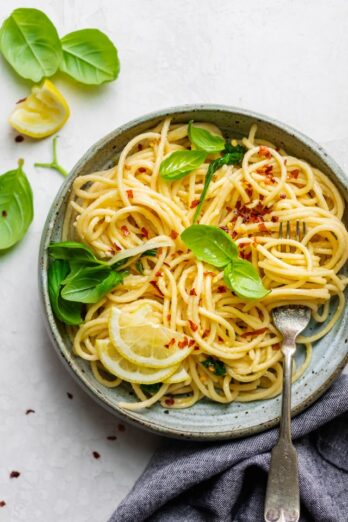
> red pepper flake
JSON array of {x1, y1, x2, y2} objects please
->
[
  {"x1": 241, "y1": 327, "x2": 268, "y2": 338},
  {"x1": 240, "y1": 250, "x2": 252, "y2": 260},
  {"x1": 15, "y1": 135, "x2": 24, "y2": 143},
  {"x1": 118, "y1": 423, "x2": 126, "y2": 432},
  {"x1": 258, "y1": 222, "x2": 268, "y2": 233},
  {"x1": 217, "y1": 336, "x2": 224, "y2": 342},
  {"x1": 202, "y1": 329, "x2": 210, "y2": 338},
  {"x1": 163, "y1": 262, "x2": 170, "y2": 267},
  {"x1": 67, "y1": 392, "x2": 73, "y2": 400},
  {"x1": 217, "y1": 286, "x2": 226, "y2": 294},
  {"x1": 194, "y1": 346, "x2": 200, "y2": 350},
  {"x1": 271, "y1": 215, "x2": 279, "y2": 222},
  {"x1": 279, "y1": 193, "x2": 286, "y2": 199},
  {"x1": 288, "y1": 169, "x2": 300, "y2": 179},
  {"x1": 165, "y1": 338, "x2": 176, "y2": 349},
  {"x1": 219, "y1": 226, "x2": 229, "y2": 233},
  {"x1": 165, "y1": 397, "x2": 175, "y2": 406},
  {"x1": 10, "y1": 471, "x2": 20, "y2": 479},
  {"x1": 273, "y1": 343, "x2": 281, "y2": 350},
  {"x1": 140, "y1": 227, "x2": 149, "y2": 239},
  {"x1": 204, "y1": 271, "x2": 216, "y2": 277},
  {"x1": 16, "y1": 97, "x2": 27, "y2": 104},
  {"x1": 25, "y1": 409, "x2": 35, "y2": 415},
  {"x1": 138, "y1": 167, "x2": 146, "y2": 173},
  {"x1": 190, "y1": 199, "x2": 200, "y2": 209},
  {"x1": 150, "y1": 280, "x2": 164, "y2": 296},
  {"x1": 107, "y1": 435, "x2": 117, "y2": 441},
  {"x1": 0, "y1": 501, "x2": 6, "y2": 508},
  {"x1": 188, "y1": 339, "x2": 195, "y2": 347},
  {"x1": 258, "y1": 146, "x2": 272, "y2": 159},
  {"x1": 231, "y1": 230, "x2": 238, "y2": 239},
  {"x1": 126, "y1": 189, "x2": 134, "y2": 198},
  {"x1": 189, "y1": 288, "x2": 197, "y2": 296},
  {"x1": 2, "y1": 210, "x2": 8, "y2": 217},
  {"x1": 121, "y1": 225, "x2": 129, "y2": 237},
  {"x1": 246, "y1": 187, "x2": 253, "y2": 197},
  {"x1": 155, "y1": 271, "x2": 162, "y2": 278},
  {"x1": 188, "y1": 320, "x2": 198, "y2": 332},
  {"x1": 265, "y1": 165, "x2": 273, "y2": 174},
  {"x1": 112, "y1": 242, "x2": 121, "y2": 252},
  {"x1": 170, "y1": 230, "x2": 178, "y2": 240},
  {"x1": 226, "y1": 206, "x2": 232, "y2": 212},
  {"x1": 137, "y1": 144, "x2": 143, "y2": 151},
  {"x1": 178, "y1": 337, "x2": 189, "y2": 349},
  {"x1": 166, "y1": 314, "x2": 171, "y2": 321},
  {"x1": 92, "y1": 451, "x2": 100, "y2": 459}
]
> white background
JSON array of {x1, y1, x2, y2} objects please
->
[{"x1": 1, "y1": 1, "x2": 348, "y2": 521}]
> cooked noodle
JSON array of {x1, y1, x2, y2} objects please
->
[{"x1": 63, "y1": 118, "x2": 348, "y2": 410}]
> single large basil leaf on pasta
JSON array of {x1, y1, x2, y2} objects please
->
[
  {"x1": 188, "y1": 121, "x2": 225, "y2": 153},
  {"x1": 60, "y1": 29, "x2": 120, "y2": 85},
  {"x1": 160, "y1": 150, "x2": 207, "y2": 181},
  {"x1": 181, "y1": 225, "x2": 238, "y2": 268},
  {"x1": 61, "y1": 265, "x2": 125, "y2": 303},
  {"x1": 223, "y1": 259, "x2": 270, "y2": 300},
  {"x1": 0, "y1": 160, "x2": 33, "y2": 251},
  {"x1": 48, "y1": 241, "x2": 108, "y2": 265},
  {"x1": 48, "y1": 260, "x2": 83, "y2": 325},
  {"x1": 0, "y1": 8, "x2": 62, "y2": 82}
]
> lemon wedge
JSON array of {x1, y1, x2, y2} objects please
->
[
  {"x1": 96, "y1": 340, "x2": 178, "y2": 384},
  {"x1": 109, "y1": 303, "x2": 194, "y2": 369},
  {"x1": 9, "y1": 79, "x2": 70, "y2": 139}
]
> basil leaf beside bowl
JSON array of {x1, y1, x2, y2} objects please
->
[
  {"x1": 61, "y1": 266, "x2": 125, "y2": 303},
  {"x1": 0, "y1": 160, "x2": 33, "y2": 251},
  {"x1": 48, "y1": 241, "x2": 108, "y2": 265},
  {"x1": 223, "y1": 258, "x2": 270, "y2": 300},
  {"x1": 188, "y1": 121, "x2": 225, "y2": 153},
  {"x1": 0, "y1": 8, "x2": 62, "y2": 82},
  {"x1": 60, "y1": 29, "x2": 120, "y2": 85},
  {"x1": 181, "y1": 224, "x2": 238, "y2": 268},
  {"x1": 159, "y1": 150, "x2": 207, "y2": 181},
  {"x1": 48, "y1": 260, "x2": 83, "y2": 325}
]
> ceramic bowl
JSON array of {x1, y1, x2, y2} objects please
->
[{"x1": 39, "y1": 105, "x2": 348, "y2": 440}]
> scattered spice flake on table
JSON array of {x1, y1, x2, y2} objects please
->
[
  {"x1": 10, "y1": 471, "x2": 20, "y2": 478},
  {"x1": 15, "y1": 135, "x2": 24, "y2": 143},
  {"x1": 0, "y1": 501, "x2": 6, "y2": 508},
  {"x1": 25, "y1": 409, "x2": 35, "y2": 415},
  {"x1": 92, "y1": 451, "x2": 100, "y2": 459},
  {"x1": 118, "y1": 423, "x2": 125, "y2": 432},
  {"x1": 107, "y1": 436, "x2": 117, "y2": 441},
  {"x1": 67, "y1": 392, "x2": 73, "y2": 399}
]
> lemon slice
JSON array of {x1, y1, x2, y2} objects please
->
[
  {"x1": 109, "y1": 303, "x2": 194, "y2": 369},
  {"x1": 96, "y1": 340, "x2": 178, "y2": 384},
  {"x1": 164, "y1": 366, "x2": 189, "y2": 384},
  {"x1": 9, "y1": 79, "x2": 70, "y2": 139}
]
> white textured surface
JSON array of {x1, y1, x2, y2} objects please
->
[{"x1": 0, "y1": 0, "x2": 348, "y2": 520}]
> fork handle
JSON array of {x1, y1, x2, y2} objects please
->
[{"x1": 264, "y1": 343, "x2": 300, "y2": 522}]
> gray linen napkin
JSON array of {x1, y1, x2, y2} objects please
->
[{"x1": 109, "y1": 375, "x2": 348, "y2": 522}]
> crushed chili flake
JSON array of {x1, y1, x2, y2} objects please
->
[
  {"x1": 67, "y1": 392, "x2": 73, "y2": 400},
  {"x1": 0, "y1": 501, "x2": 6, "y2": 508},
  {"x1": 155, "y1": 271, "x2": 162, "y2": 277},
  {"x1": 178, "y1": 337, "x2": 189, "y2": 349},
  {"x1": 219, "y1": 226, "x2": 229, "y2": 233},
  {"x1": 233, "y1": 200, "x2": 269, "y2": 225},
  {"x1": 265, "y1": 165, "x2": 273, "y2": 174},
  {"x1": 231, "y1": 230, "x2": 238, "y2": 239},
  {"x1": 165, "y1": 338, "x2": 176, "y2": 349},
  {"x1": 189, "y1": 288, "x2": 197, "y2": 296},
  {"x1": 226, "y1": 206, "x2": 232, "y2": 212},
  {"x1": 194, "y1": 346, "x2": 200, "y2": 351},
  {"x1": 288, "y1": 169, "x2": 300, "y2": 179},
  {"x1": 190, "y1": 199, "x2": 200, "y2": 209},
  {"x1": 240, "y1": 250, "x2": 252, "y2": 260},
  {"x1": 16, "y1": 97, "x2": 27, "y2": 104},
  {"x1": 137, "y1": 144, "x2": 143, "y2": 151},
  {"x1": 150, "y1": 280, "x2": 164, "y2": 296},
  {"x1": 138, "y1": 167, "x2": 146, "y2": 173},
  {"x1": 246, "y1": 187, "x2": 253, "y2": 197},
  {"x1": 217, "y1": 336, "x2": 224, "y2": 342},
  {"x1": 241, "y1": 327, "x2": 268, "y2": 338},
  {"x1": 163, "y1": 262, "x2": 170, "y2": 267},
  {"x1": 118, "y1": 424, "x2": 126, "y2": 432},
  {"x1": 107, "y1": 435, "x2": 117, "y2": 441},
  {"x1": 188, "y1": 339, "x2": 195, "y2": 347},
  {"x1": 188, "y1": 320, "x2": 198, "y2": 332},
  {"x1": 126, "y1": 189, "x2": 134, "y2": 198},
  {"x1": 271, "y1": 215, "x2": 279, "y2": 222},
  {"x1": 273, "y1": 343, "x2": 281, "y2": 350},
  {"x1": 279, "y1": 193, "x2": 286, "y2": 199},
  {"x1": 202, "y1": 329, "x2": 210, "y2": 338},
  {"x1": 113, "y1": 242, "x2": 122, "y2": 252},
  {"x1": 15, "y1": 135, "x2": 24, "y2": 143},
  {"x1": 25, "y1": 409, "x2": 35, "y2": 415},
  {"x1": 166, "y1": 314, "x2": 171, "y2": 321},
  {"x1": 10, "y1": 471, "x2": 20, "y2": 479},
  {"x1": 165, "y1": 397, "x2": 175, "y2": 406},
  {"x1": 258, "y1": 222, "x2": 268, "y2": 233},
  {"x1": 258, "y1": 146, "x2": 272, "y2": 159},
  {"x1": 121, "y1": 225, "x2": 129, "y2": 237},
  {"x1": 217, "y1": 286, "x2": 226, "y2": 294},
  {"x1": 140, "y1": 227, "x2": 149, "y2": 239},
  {"x1": 170, "y1": 230, "x2": 178, "y2": 240},
  {"x1": 92, "y1": 451, "x2": 100, "y2": 459}
]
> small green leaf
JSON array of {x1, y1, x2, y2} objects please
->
[
  {"x1": 61, "y1": 265, "x2": 125, "y2": 303},
  {"x1": 0, "y1": 160, "x2": 33, "y2": 250},
  {"x1": 141, "y1": 249, "x2": 157, "y2": 257},
  {"x1": 181, "y1": 225, "x2": 237, "y2": 268},
  {"x1": 160, "y1": 150, "x2": 207, "y2": 181},
  {"x1": 188, "y1": 121, "x2": 225, "y2": 152},
  {"x1": 135, "y1": 259, "x2": 144, "y2": 275},
  {"x1": 223, "y1": 259, "x2": 270, "y2": 300},
  {"x1": 140, "y1": 383, "x2": 162, "y2": 395},
  {"x1": 202, "y1": 357, "x2": 226, "y2": 376},
  {"x1": 48, "y1": 241, "x2": 107, "y2": 265},
  {"x1": 0, "y1": 8, "x2": 62, "y2": 82},
  {"x1": 60, "y1": 29, "x2": 120, "y2": 85},
  {"x1": 48, "y1": 260, "x2": 83, "y2": 325}
]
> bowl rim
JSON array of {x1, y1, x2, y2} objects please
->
[{"x1": 38, "y1": 104, "x2": 348, "y2": 440}]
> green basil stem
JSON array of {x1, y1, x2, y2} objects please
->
[{"x1": 35, "y1": 136, "x2": 68, "y2": 177}]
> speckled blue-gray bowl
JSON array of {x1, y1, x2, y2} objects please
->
[{"x1": 39, "y1": 105, "x2": 348, "y2": 440}]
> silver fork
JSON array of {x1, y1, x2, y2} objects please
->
[{"x1": 264, "y1": 221, "x2": 311, "y2": 522}]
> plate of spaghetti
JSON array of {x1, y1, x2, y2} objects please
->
[{"x1": 40, "y1": 106, "x2": 348, "y2": 439}]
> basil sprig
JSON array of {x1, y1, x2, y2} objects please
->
[
  {"x1": 48, "y1": 260, "x2": 83, "y2": 325},
  {"x1": 181, "y1": 225, "x2": 270, "y2": 300},
  {"x1": 0, "y1": 8, "x2": 119, "y2": 85},
  {"x1": 188, "y1": 121, "x2": 225, "y2": 152},
  {"x1": 159, "y1": 150, "x2": 207, "y2": 181},
  {"x1": 0, "y1": 160, "x2": 33, "y2": 251}
]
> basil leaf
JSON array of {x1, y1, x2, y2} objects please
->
[
  {"x1": 193, "y1": 145, "x2": 246, "y2": 222},
  {"x1": 48, "y1": 241, "x2": 107, "y2": 265},
  {"x1": 135, "y1": 259, "x2": 144, "y2": 274},
  {"x1": 60, "y1": 29, "x2": 120, "y2": 85},
  {"x1": 48, "y1": 260, "x2": 83, "y2": 325},
  {"x1": 0, "y1": 160, "x2": 33, "y2": 251},
  {"x1": 61, "y1": 266, "x2": 125, "y2": 303},
  {"x1": 160, "y1": 150, "x2": 207, "y2": 181},
  {"x1": 140, "y1": 383, "x2": 162, "y2": 395},
  {"x1": 181, "y1": 225, "x2": 237, "y2": 268},
  {"x1": 223, "y1": 259, "x2": 270, "y2": 300},
  {"x1": 141, "y1": 249, "x2": 157, "y2": 257},
  {"x1": 188, "y1": 121, "x2": 225, "y2": 152},
  {"x1": 202, "y1": 357, "x2": 226, "y2": 376},
  {"x1": 0, "y1": 8, "x2": 62, "y2": 82}
]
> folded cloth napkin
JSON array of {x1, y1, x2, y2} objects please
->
[{"x1": 109, "y1": 375, "x2": 348, "y2": 522}]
